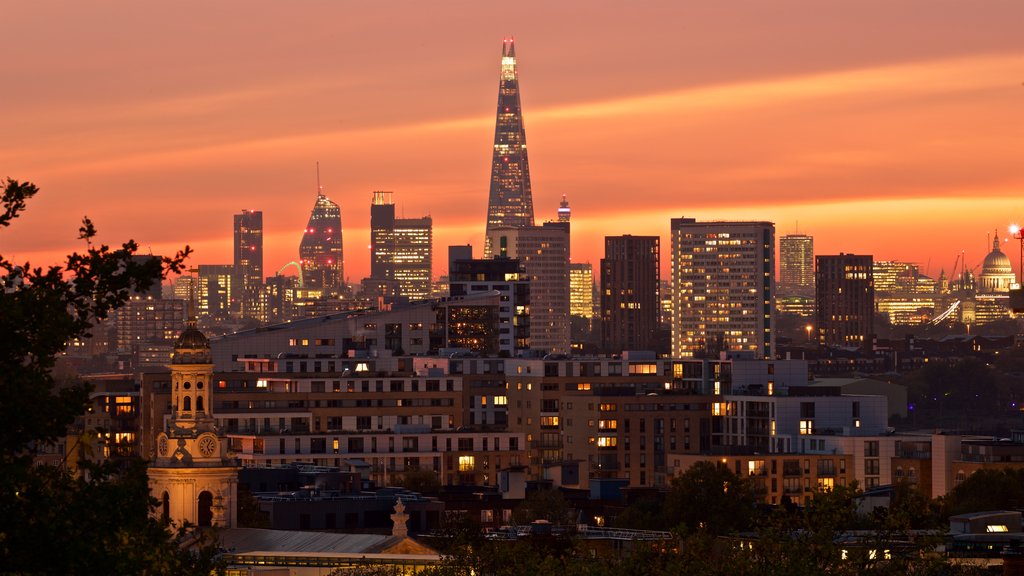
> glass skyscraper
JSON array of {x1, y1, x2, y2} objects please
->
[
  {"x1": 484, "y1": 38, "x2": 534, "y2": 256},
  {"x1": 299, "y1": 191, "x2": 344, "y2": 293}
]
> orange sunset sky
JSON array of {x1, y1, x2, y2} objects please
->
[{"x1": 3, "y1": 1, "x2": 1024, "y2": 283}]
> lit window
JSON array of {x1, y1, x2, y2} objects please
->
[
  {"x1": 799, "y1": 419, "x2": 813, "y2": 435},
  {"x1": 987, "y1": 525, "x2": 1009, "y2": 533},
  {"x1": 458, "y1": 456, "x2": 475, "y2": 472},
  {"x1": 596, "y1": 437, "x2": 617, "y2": 448}
]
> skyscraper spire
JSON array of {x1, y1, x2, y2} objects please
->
[{"x1": 484, "y1": 37, "x2": 534, "y2": 257}]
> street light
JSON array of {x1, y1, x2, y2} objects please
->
[
  {"x1": 1011, "y1": 224, "x2": 1024, "y2": 290},
  {"x1": 804, "y1": 324, "x2": 813, "y2": 343},
  {"x1": 1009, "y1": 225, "x2": 1024, "y2": 313}
]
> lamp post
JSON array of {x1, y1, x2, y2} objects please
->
[
  {"x1": 804, "y1": 324, "x2": 813, "y2": 344},
  {"x1": 1011, "y1": 225, "x2": 1024, "y2": 289}
]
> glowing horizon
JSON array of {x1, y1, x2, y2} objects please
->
[{"x1": 3, "y1": 2, "x2": 1023, "y2": 284}]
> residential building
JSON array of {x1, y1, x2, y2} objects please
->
[
  {"x1": 601, "y1": 235, "x2": 660, "y2": 354},
  {"x1": 671, "y1": 218, "x2": 774, "y2": 359},
  {"x1": 486, "y1": 223, "x2": 570, "y2": 354},
  {"x1": 816, "y1": 254, "x2": 874, "y2": 348}
]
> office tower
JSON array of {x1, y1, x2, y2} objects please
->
[
  {"x1": 299, "y1": 186, "x2": 344, "y2": 293},
  {"x1": 487, "y1": 222, "x2": 570, "y2": 354},
  {"x1": 484, "y1": 38, "x2": 534, "y2": 257},
  {"x1": 569, "y1": 263, "x2": 594, "y2": 319},
  {"x1": 601, "y1": 236, "x2": 660, "y2": 354},
  {"x1": 233, "y1": 209, "x2": 263, "y2": 319},
  {"x1": 368, "y1": 191, "x2": 433, "y2": 300},
  {"x1": 173, "y1": 275, "x2": 196, "y2": 301},
  {"x1": 198, "y1": 265, "x2": 234, "y2": 319},
  {"x1": 671, "y1": 218, "x2": 774, "y2": 359},
  {"x1": 779, "y1": 234, "x2": 814, "y2": 294},
  {"x1": 449, "y1": 257, "x2": 530, "y2": 356},
  {"x1": 815, "y1": 254, "x2": 874, "y2": 348}
]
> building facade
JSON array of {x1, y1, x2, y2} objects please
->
[
  {"x1": 600, "y1": 235, "x2": 660, "y2": 354},
  {"x1": 449, "y1": 257, "x2": 530, "y2": 356},
  {"x1": 370, "y1": 191, "x2": 433, "y2": 301},
  {"x1": 233, "y1": 209, "x2": 264, "y2": 319},
  {"x1": 486, "y1": 223, "x2": 570, "y2": 354},
  {"x1": 671, "y1": 218, "x2": 775, "y2": 359},
  {"x1": 779, "y1": 234, "x2": 813, "y2": 295},
  {"x1": 149, "y1": 323, "x2": 238, "y2": 528},
  {"x1": 816, "y1": 254, "x2": 874, "y2": 348}
]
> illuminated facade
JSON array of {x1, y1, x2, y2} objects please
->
[
  {"x1": 815, "y1": 254, "x2": 874, "y2": 348},
  {"x1": 779, "y1": 234, "x2": 813, "y2": 294},
  {"x1": 569, "y1": 263, "x2": 595, "y2": 319},
  {"x1": 369, "y1": 191, "x2": 433, "y2": 301},
  {"x1": 300, "y1": 191, "x2": 344, "y2": 293},
  {"x1": 874, "y1": 261, "x2": 935, "y2": 325},
  {"x1": 233, "y1": 209, "x2": 263, "y2": 319},
  {"x1": 149, "y1": 323, "x2": 238, "y2": 528},
  {"x1": 601, "y1": 235, "x2": 660, "y2": 354},
  {"x1": 670, "y1": 218, "x2": 775, "y2": 359},
  {"x1": 487, "y1": 223, "x2": 570, "y2": 354},
  {"x1": 198, "y1": 264, "x2": 233, "y2": 319},
  {"x1": 484, "y1": 38, "x2": 534, "y2": 257}
]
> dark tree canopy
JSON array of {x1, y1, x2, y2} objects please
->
[{"x1": 0, "y1": 178, "x2": 216, "y2": 574}]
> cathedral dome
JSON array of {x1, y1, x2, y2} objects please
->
[
  {"x1": 979, "y1": 231, "x2": 1016, "y2": 294},
  {"x1": 983, "y1": 244, "x2": 1012, "y2": 275}
]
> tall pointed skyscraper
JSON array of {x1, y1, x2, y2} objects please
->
[
  {"x1": 299, "y1": 170, "x2": 344, "y2": 293},
  {"x1": 484, "y1": 38, "x2": 534, "y2": 257}
]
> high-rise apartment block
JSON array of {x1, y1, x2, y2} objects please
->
[
  {"x1": 300, "y1": 188, "x2": 344, "y2": 293},
  {"x1": 779, "y1": 234, "x2": 814, "y2": 294},
  {"x1": 671, "y1": 218, "x2": 774, "y2": 359},
  {"x1": 369, "y1": 191, "x2": 432, "y2": 301},
  {"x1": 815, "y1": 254, "x2": 874, "y2": 348},
  {"x1": 487, "y1": 223, "x2": 570, "y2": 354},
  {"x1": 233, "y1": 209, "x2": 263, "y2": 319},
  {"x1": 601, "y1": 236, "x2": 660, "y2": 354},
  {"x1": 484, "y1": 39, "x2": 534, "y2": 257}
]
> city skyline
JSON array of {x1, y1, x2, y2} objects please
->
[{"x1": 4, "y1": 2, "x2": 1024, "y2": 282}]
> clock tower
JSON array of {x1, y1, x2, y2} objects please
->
[{"x1": 149, "y1": 320, "x2": 238, "y2": 528}]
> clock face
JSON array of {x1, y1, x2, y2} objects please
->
[
  {"x1": 157, "y1": 435, "x2": 169, "y2": 457},
  {"x1": 198, "y1": 435, "x2": 217, "y2": 458}
]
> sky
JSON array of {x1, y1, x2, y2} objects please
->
[{"x1": 3, "y1": 1, "x2": 1024, "y2": 283}]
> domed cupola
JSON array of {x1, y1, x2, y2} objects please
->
[
  {"x1": 979, "y1": 230, "x2": 1016, "y2": 293},
  {"x1": 172, "y1": 323, "x2": 212, "y2": 365}
]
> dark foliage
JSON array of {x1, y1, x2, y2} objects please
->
[{"x1": 0, "y1": 178, "x2": 216, "y2": 574}]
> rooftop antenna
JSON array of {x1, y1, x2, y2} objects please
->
[
  {"x1": 316, "y1": 161, "x2": 322, "y2": 196},
  {"x1": 187, "y1": 267, "x2": 199, "y2": 327}
]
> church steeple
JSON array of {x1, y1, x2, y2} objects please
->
[
  {"x1": 150, "y1": 321, "x2": 238, "y2": 528},
  {"x1": 484, "y1": 37, "x2": 534, "y2": 257}
]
